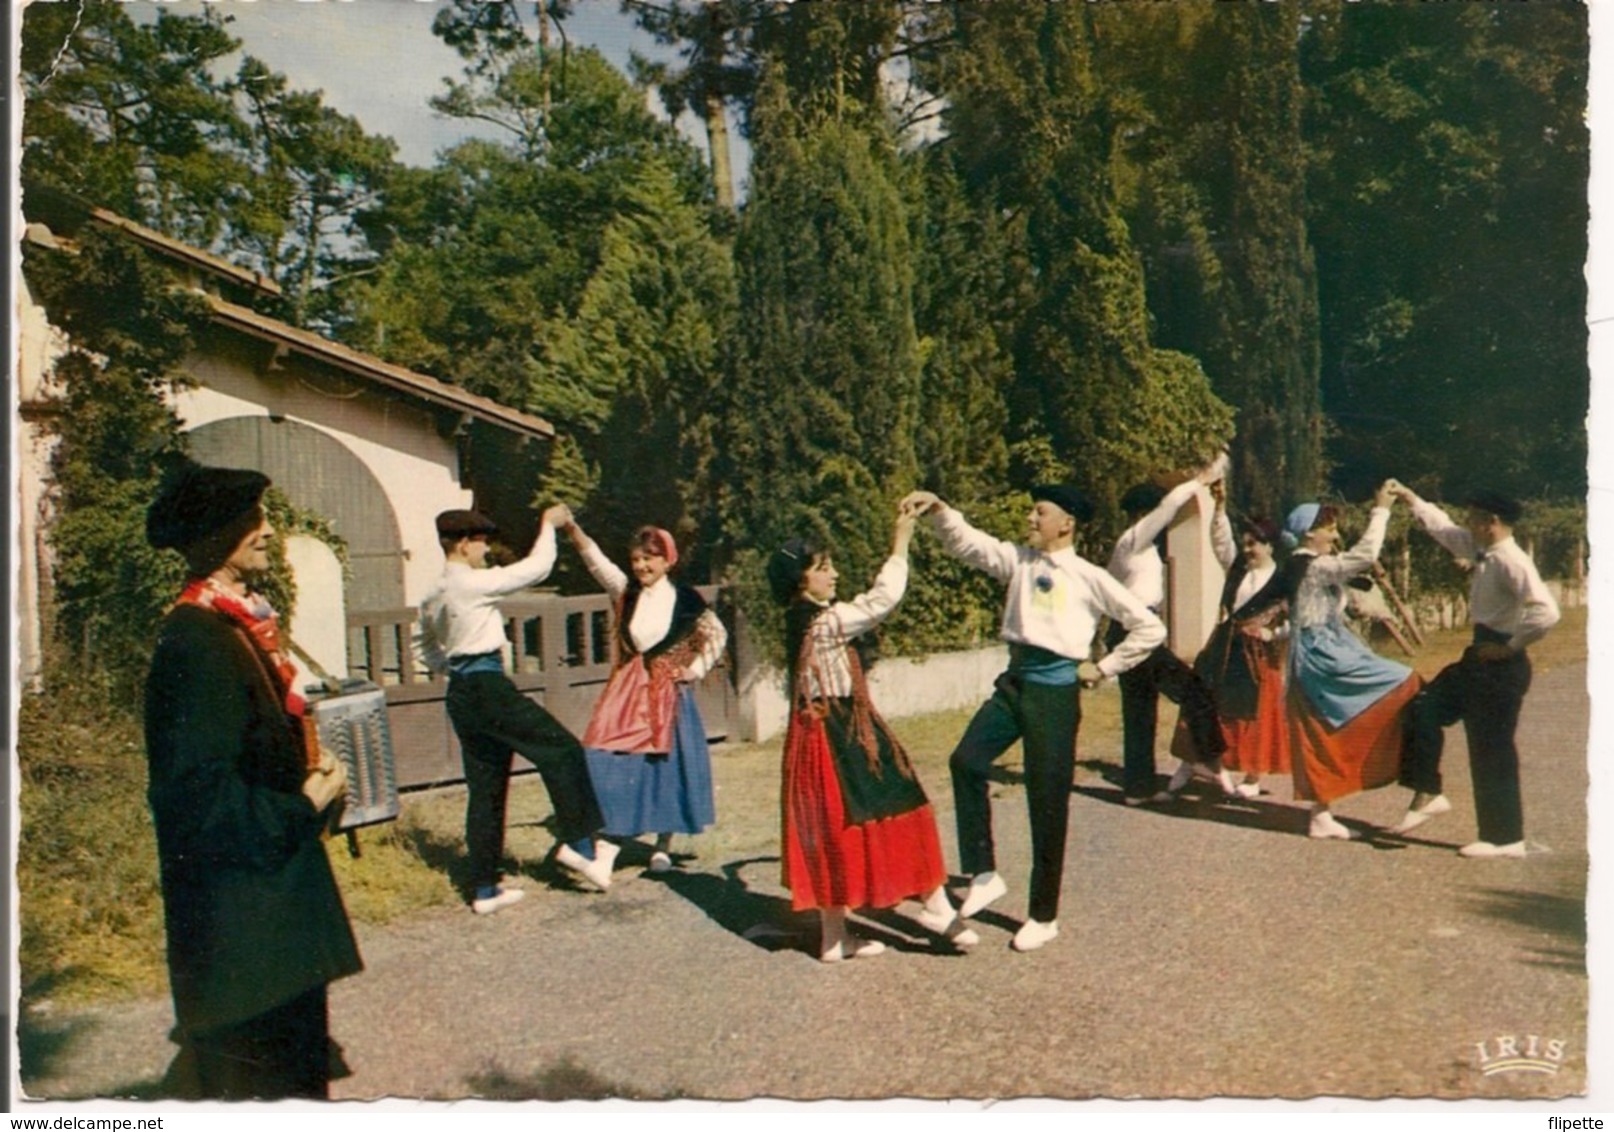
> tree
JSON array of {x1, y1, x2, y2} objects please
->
[
  {"x1": 20, "y1": 3, "x2": 248, "y2": 245},
  {"x1": 1303, "y1": 1, "x2": 1588, "y2": 501},
  {"x1": 623, "y1": 0, "x2": 762, "y2": 210},
  {"x1": 20, "y1": 2, "x2": 400, "y2": 329},
  {"x1": 715, "y1": 71, "x2": 921, "y2": 634},
  {"x1": 1099, "y1": 2, "x2": 1323, "y2": 517},
  {"x1": 910, "y1": 2, "x2": 1234, "y2": 534}
]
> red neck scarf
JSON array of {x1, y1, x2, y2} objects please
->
[{"x1": 176, "y1": 577, "x2": 306, "y2": 719}]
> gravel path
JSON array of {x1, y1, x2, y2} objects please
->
[{"x1": 19, "y1": 662, "x2": 1590, "y2": 1104}]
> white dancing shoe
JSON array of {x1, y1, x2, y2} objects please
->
[
  {"x1": 648, "y1": 850, "x2": 673, "y2": 873},
  {"x1": 1458, "y1": 840, "x2": 1527, "y2": 859},
  {"x1": 471, "y1": 887, "x2": 525, "y2": 915},
  {"x1": 1390, "y1": 794, "x2": 1452, "y2": 835},
  {"x1": 1166, "y1": 761, "x2": 1195, "y2": 794},
  {"x1": 1235, "y1": 780, "x2": 1263, "y2": 799},
  {"x1": 820, "y1": 935, "x2": 887, "y2": 963},
  {"x1": 557, "y1": 840, "x2": 620, "y2": 891},
  {"x1": 1308, "y1": 810, "x2": 1356, "y2": 840},
  {"x1": 915, "y1": 907, "x2": 981, "y2": 948},
  {"x1": 1011, "y1": 919, "x2": 1060, "y2": 952},
  {"x1": 957, "y1": 872, "x2": 1008, "y2": 919}
]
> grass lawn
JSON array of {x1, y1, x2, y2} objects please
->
[{"x1": 17, "y1": 604, "x2": 1587, "y2": 1010}]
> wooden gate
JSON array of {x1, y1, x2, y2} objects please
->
[{"x1": 346, "y1": 588, "x2": 739, "y2": 789}]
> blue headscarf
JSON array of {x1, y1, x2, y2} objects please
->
[{"x1": 1282, "y1": 503, "x2": 1320, "y2": 551}]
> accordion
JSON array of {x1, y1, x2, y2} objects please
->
[{"x1": 303, "y1": 678, "x2": 401, "y2": 832}]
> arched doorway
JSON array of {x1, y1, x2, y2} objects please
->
[{"x1": 186, "y1": 416, "x2": 406, "y2": 618}]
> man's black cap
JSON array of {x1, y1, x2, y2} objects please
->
[
  {"x1": 1030, "y1": 483, "x2": 1095, "y2": 525},
  {"x1": 1464, "y1": 490, "x2": 1522, "y2": 526},
  {"x1": 146, "y1": 461, "x2": 270, "y2": 550},
  {"x1": 1120, "y1": 482, "x2": 1167, "y2": 516},
  {"x1": 436, "y1": 509, "x2": 499, "y2": 539}
]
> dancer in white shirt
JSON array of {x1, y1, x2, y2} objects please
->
[
  {"x1": 1391, "y1": 485, "x2": 1560, "y2": 857},
  {"x1": 906, "y1": 484, "x2": 1165, "y2": 952},
  {"x1": 418, "y1": 506, "x2": 615, "y2": 912},
  {"x1": 1106, "y1": 463, "x2": 1233, "y2": 803}
]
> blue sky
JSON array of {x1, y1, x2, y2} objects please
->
[{"x1": 130, "y1": 0, "x2": 732, "y2": 172}]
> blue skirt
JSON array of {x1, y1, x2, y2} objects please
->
[
  {"x1": 1291, "y1": 622, "x2": 1414, "y2": 730},
  {"x1": 584, "y1": 686, "x2": 716, "y2": 837}
]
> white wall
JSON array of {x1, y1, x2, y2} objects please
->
[
  {"x1": 284, "y1": 534, "x2": 348, "y2": 690},
  {"x1": 737, "y1": 644, "x2": 1012, "y2": 743}
]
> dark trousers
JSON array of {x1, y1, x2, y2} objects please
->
[
  {"x1": 951, "y1": 676, "x2": 1080, "y2": 923},
  {"x1": 446, "y1": 672, "x2": 604, "y2": 891},
  {"x1": 167, "y1": 986, "x2": 332, "y2": 1100},
  {"x1": 1108, "y1": 625, "x2": 1226, "y2": 798},
  {"x1": 1399, "y1": 642, "x2": 1532, "y2": 845}
]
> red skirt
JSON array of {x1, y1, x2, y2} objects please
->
[
  {"x1": 1289, "y1": 673, "x2": 1421, "y2": 804},
  {"x1": 780, "y1": 714, "x2": 946, "y2": 913},
  {"x1": 1221, "y1": 642, "x2": 1292, "y2": 777}
]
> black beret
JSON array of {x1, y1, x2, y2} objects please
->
[
  {"x1": 1464, "y1": 490, "x2": 1522, "y2": 526},
  {"x1": 146, "y1": 462, "x2": 270, "y2": 550},
  {"x1": 1030, "y1": 483, "x2": 1095, "y2": 525},
  {"x1": 1120, "y1": 482, "x2": 1168, "y2": 515},
  {"x1": 435, "y1": 509, "x2": 499, "y2": 540}
]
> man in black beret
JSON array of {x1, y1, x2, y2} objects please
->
[
  {"x1": 904, "y1": 484, "x2": 1165, "y2": 952},
  {"x1": 144, "y1": 461, "x2": 361, "y2": 1098},
  {"x1": 418, "y1": 502, "x2": 615, "y2": 912},
  {"x1": 1389, "y1": 481, "x2": 1560, "y2": 857},
  {"x1": 1106, "y1": 460, "x2": 1232, "y2": 804}
]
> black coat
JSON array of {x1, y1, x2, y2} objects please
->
[{"x1": 144, "y1": 603, "x2": 362, "y2": 1035}]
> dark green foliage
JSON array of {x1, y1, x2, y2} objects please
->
[
  {"x1": 716, "y1": 72, "x2": 921, "y2": 651},
  {"x1": 24, "y1": 231, "x2": 202, "y2": 694},
  {"x1": 1302, "y1": 1, "x2": 1588, "y2": 502},
  {"x1": 1100, "y1": 2, "x2": 1321, "y2": 519},
  {"x1": 909, "y1": 3, "x2": 1235, "y2": 532}
]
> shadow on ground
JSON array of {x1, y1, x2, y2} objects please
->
[
  {"x1": 1463, "y1": 887, "x2": 1587, "y2": 975},
  {"x1": 464, "y1": 1054, "x2": 684, "y2": 1100},
  {"x1": 19, "y1": 1010, "x2": 167, "y2": 1101}
]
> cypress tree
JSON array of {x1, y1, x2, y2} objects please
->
[{"x1": 717, "y1": 70, "x2": 921, "y2": 636}]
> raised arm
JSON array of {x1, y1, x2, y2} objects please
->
[
  {"x1": 832, "y1": 501, "x2": 920, "y2": 639},
  {"x1": 1113, "y1": 479, "x2": 1201, "y2": 561},
  {"x1": 565, "y1": 517, "x2": 629, "y2": 601},
  {"x1": 905, "y1": 490, "x2": 1018, "y2": 582},
  {"x1": 1209, "y1": 481, "x2": 1237, "y2": 572},
  {"x1": 1309, "y1": 504, "x2": 1392, "y2": 587},
  {"x1": 466, "y1": 504, "x2": 567, "y2": 597},
  {"x1": 1397, "y1": 485, "x2": 1478, "y2": 561}
]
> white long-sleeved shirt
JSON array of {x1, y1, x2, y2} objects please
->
[
  {"x1": 577, "y1": 538, "x2": 727, "y2": 681},
  {"x1": 416, "y1": 524, "x2": 558, "y2": 671},
  {"x1": 930, "y1": 507, "x2": 1165, "y2": 678},
  {"x1": 798, "y1": 555, "x2": 909, "y2": 699},
  {"x1": 1409, "y1": 499, "x2": 1561, "y2": 651},
  {"x1": 1107, "y1": 480, "x2": 1202, "y2": 609}
]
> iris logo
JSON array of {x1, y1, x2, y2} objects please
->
[{"x1": 1472, "y1": 1034, "x2": 1567, "y2": 1076}]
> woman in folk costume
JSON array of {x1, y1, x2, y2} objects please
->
[
  {"x1": 1172, "y1": 481, "x2": 1292, "y2": 797},
  {"x1": 767, "y1": 501, "x2": 977, "y2": 962},
  {"x1": 1270, "y1": 482, "x2": 1421, "y2": 839},
  {"x1": 562, "y1": 520, "x2": 725, "y2": 872}
]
